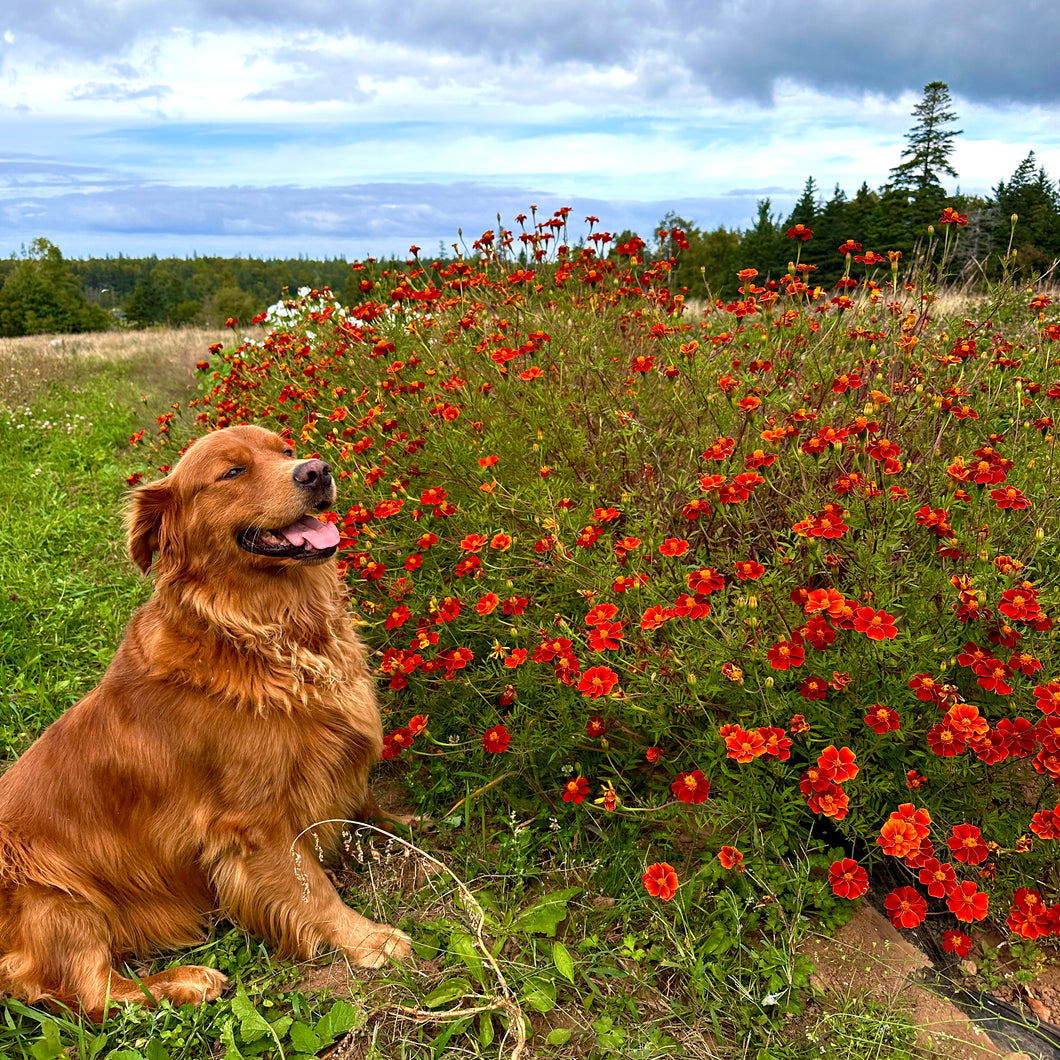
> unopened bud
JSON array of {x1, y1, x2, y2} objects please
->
[
  {"x1": 764, "y1": 676, "x2": 774, "y2": 688},
  {"x1": 1011, "y1": 213, "x2": 1019, "y2": 225},
  {"x1": 927, "y1": 225, "x2": 935, "y2": 236}
]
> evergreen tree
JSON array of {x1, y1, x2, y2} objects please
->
[
  {"x1": 741, "y1": 199, "x2": 788, "y2": 279},
  {"x1": 889, "y1": 81, "x2": 962, "y2": 196},
  {"x1": 0, "y1": 239, "x2": 108, "y2": 337},
  {"x1": 993, "y1": 152, "x2": 1060, "y2": 269}
]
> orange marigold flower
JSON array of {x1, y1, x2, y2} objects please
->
[
  {"x1": 407, "y1": 714, "x2": 429, "y2": 736},
  {"x1": 818, "y1": 745, "x2": 858, "y2": 783},
  {"x1": 877, "y1": 818, "x2": 921, "y2": 859},
  {"x1": 642, "y1": 861, "x2": 679, "y2": 901},
  {"x1": 724, "y1": 727, "x2": 767, "y2": 764},
  {"x1": 852, "y1": 606, "x2": 898, "y2": 640},
  {"x1": 718, "y1": 846, "x2": 744, "y2": 871},
  {"x1": 659, "y1": 537, "x2": 690, "y2": 557}
]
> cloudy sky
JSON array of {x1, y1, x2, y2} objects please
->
[{"x1": 3, "y1": 0, "x2": 1060, "y2": 260}]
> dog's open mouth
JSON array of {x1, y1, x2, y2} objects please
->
[{"x1": 237, "y1": 514, "x2": 340, "y2": 560}]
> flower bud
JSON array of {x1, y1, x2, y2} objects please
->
[
  {"x1": 764, "y1": 676, "x2": 774, "y2": 688},
  {"x1": 1011, "y1": 213, "x2": 1019, "y2": 225}
]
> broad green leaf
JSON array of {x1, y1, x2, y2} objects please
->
[
  {"x1": 230, "y1": 987, "x2": 271, "y2": 1043},
  {"x1": 423, "y1": 977, "x2": 472, "y2": 1009},
  {"x1": 289, "y1": 1022, "x2": 322, "y2": 1053},
  {"x1": 517, "y1": 888, "x2": 581, "y2": 937},
  {"x1": 521, "y1": 976, "x2": 557, "y2": 1013},
  {"x1": 478, "y1": 1013, "x2": 495, "y2": 1048},
  {"x1": 450, "y1": 928, "x2": 485, "y2": 984},
  {"x1": 546, "y1": 1028, "x2": 573, "y2": 1046},
  {"x1": 315, "y1": 999, "x2": 364, "y2": 1041},
  {"x1": 552, "y1": 940, "x2": 576, "y2": 984}
]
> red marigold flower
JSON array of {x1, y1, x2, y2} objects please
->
[
  {"x1": 804, "y1": 588, "x2": 846, "y2": 617},
  {"x1": 800, "y1": 676, "x2": 828, "y2": 701},
  {"x1": 687, "y1": 567, "x2": 724, "y2": 594},
  {"x1": 385, "y1": 605, "x2": 412, "y2": 630},
  {"x1": 588, "y1": 620, "x2": 623, "y2": 651},
  {"x1": 578, "y1": 665, "x2": 618, "y2": 699},
  {"x1": 1029, "y1": 804, "x2": 1060, "y2": 840},
  {"x1": 586, "y1": 715, "x2": 606, "y2": 738},
  {"x1": 646, "y1": 746, "x2": 663, "y2": 764},
  {"x1": 991, "y1": 486, "x2": 1029, "y2": 510},
  {"x1": 407, "y1": 714, "x2": 429, "y2": 736},
  {"x1": 1034, "y1": 682, "x2": 1060, "y2": 715},
  {"x1": 942, "y1": 930, "x2": 972, "y2": 957},
  {"x1": 505, "y1": 648, "x2": 527, "y2": 669},
  {"x1": 864, "y1": 704, "x2": 900, "y2": 733},
  {"x1": 640, "y1": 605, "x2": 672, "y2": 631},
  {"x1": 562, "y1": 776, "x2": 590, "y2": 804},
  {"x1": 828, "y1": 858, "x2": 869, "y2": 899},
  {"x1": 660, "y1": 538, "x2": 690, "y2": 557},
  {"x1": 939, "y1": 206, "x2": 969, "y2": 226},
  {"x1": 852, "y1": 606, "x2": 898, "y2": 640},
  {"x1": 482, "y1": 724, "x2": 510, "y2": 753},
  {"x1": 787, "y1": 223, "x2": 813, "y2": 241},
  {"x1": 759, "y1": 726, "x2": 792, "y2": 760},
  {"x1": 885, "y1": 886, "x2": 927, "y2": 929},
  {"x1": 818, "y1": 745, "x2": 858, "y2": 783},
  {"x1": 947, "y1": 881, "x2": 989, "y2": 922},
  {"x1": 909, "y1": 673, "x2": 942, "y2": 702},
  {"x1": 642, "y1": 861, "x2": 679, "y2": 901},
  {"x1": 767, "y1": 639, "x2": 805, "y2": 670},
  {"x1": 671, "y1": 770, "x2": 711, "y2": 805},
  {"x1": 789, "y1": 713, "x2": 810, "y2": 735},
  {"x1": 927, "y1": 722, "x2": 967, "y2": 757},
  {"x1": 947, "y1": 823, "x2": 989, "y2": 865},
  {"x1": 585, "y1": 603, "x2": 618, "y2": 625},
  {"x1": 734, "y1": 560, "x2": 765, "y2": 580},
  {"x1": 906, "y1": 769, "x2": 926, "y2": 789},
  {"x1": 918, "y1": 858, "x2": 958, "y2": 898}
]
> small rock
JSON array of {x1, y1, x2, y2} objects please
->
[
  {"x1": 960, "y1": 958, "x2": 977, "y2": 976},
  {"x1": 590, "y1": 896, "x2": 614, "y2": 909}
]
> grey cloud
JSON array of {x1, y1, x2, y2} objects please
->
[
  {"x1": 5, "y1": 0, "x2": 1060, "y2": 104},
  {"x1": 0, "y1": 178, "x2": 777, "y2": 259}
]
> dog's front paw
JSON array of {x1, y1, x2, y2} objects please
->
[
  {"x1": 144, "y1": 964, "x2": 228, "y2": 1006},
  {"x1": 344, "y1": 925, "x2": 412, "y2": 968}
]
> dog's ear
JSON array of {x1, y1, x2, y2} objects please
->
[{"x1": 127, "y1": 477, "x2": 175, "y2": 574}]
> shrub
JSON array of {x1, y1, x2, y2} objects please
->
[{"x1": 144, "y1": 208, "x2": 1060, "y2": 950}]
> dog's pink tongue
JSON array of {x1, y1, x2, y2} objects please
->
[{"x1": 279, "y1": 515, "x2": 340, "y2": 550}]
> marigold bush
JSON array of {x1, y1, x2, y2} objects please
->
[{"x1": 145, "y1": 208, "x2": 1060, "y2": 949}]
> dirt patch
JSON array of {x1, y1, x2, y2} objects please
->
[{"x1": 801, "y1": 904, "x2": 1060, "y2": 1059}]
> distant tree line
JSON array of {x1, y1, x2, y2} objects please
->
[
  {"x1": 658, "y1": 83, "x2": 1060, "y2": 296},
  {"x1": 3, "y1": 84, "x2": 1059, "y2": 337}
]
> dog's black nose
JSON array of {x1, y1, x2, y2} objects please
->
[{"x1": 293, "y1": 459, "x2": 332, "y2": 488}]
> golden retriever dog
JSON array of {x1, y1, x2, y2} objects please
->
[{"x1": 0, "y1": 425, "x2": 410, "y2": 1019}]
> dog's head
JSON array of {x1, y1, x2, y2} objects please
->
[{"x1": 128, "y1": 425, "x2": 340, "y2": 576}]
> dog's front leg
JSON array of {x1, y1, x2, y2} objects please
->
[{"x1": 210, "y1": 838, "x2": 411, "y2": 968}]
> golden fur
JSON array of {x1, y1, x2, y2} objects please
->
[{"x1": 0, "y1": 425, "x2": 409, "y2": 1019}]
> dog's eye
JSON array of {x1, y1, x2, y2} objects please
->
[
  {"x1": 283, "y1": 448, "x2": 295, "y2": 458},
  {"x1": 221, "y1": 466, "x2": 246, "y2": 480}
]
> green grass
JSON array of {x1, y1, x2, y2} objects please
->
[{"x1": 0, "y1": 337, "x2": 929, "y2": 1059}]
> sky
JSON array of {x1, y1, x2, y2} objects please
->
[{"x1": 3, "y1": 0, "x2": 1060, "y2": 261}]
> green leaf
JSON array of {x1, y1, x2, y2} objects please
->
[
  {"x1": 450, "y1": 928, "x2": 485, "y2": 984},
  {"x1": 220, "y1": 1019, "x2": 245, "y2": 1060},
  {"x1": 552, "y1": 940, "x2": 576, "y2": 984},
  {"x1": 29, "y1": 1021, "x2": 64, "y2": 1060},
  {"x1": 289, "y1": 1022, "x2": 322, "y2": 1053},
  {"x1": 546, "y1": 1028, "x2": 573, "y2": 1046},
  {"x1": 423, "y1": 977, "x2": 472, "y2": 1009},
  {"x1": 315, "y1": 999, "x2": 364, "y2": 1042},
  {"x1": 478, "y1": 1013, "x2": 495, "y2": 1048},
  {"x1": 230, "y1": 987, "x2": 272, "y2": 1043},
  {"x1": 145, "y1": 1041, "x2": 171, "y2": 1060},
  {"x1": 517, "y1": 887, "x2": 581, "y2": 937},
  {"x1": 521, "y1": 976, "x2": 557, "y2": 1013}
]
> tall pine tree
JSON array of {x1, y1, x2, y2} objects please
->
[{"x1": 888, "y1": 80, "x2": 962, "y2": 219}]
